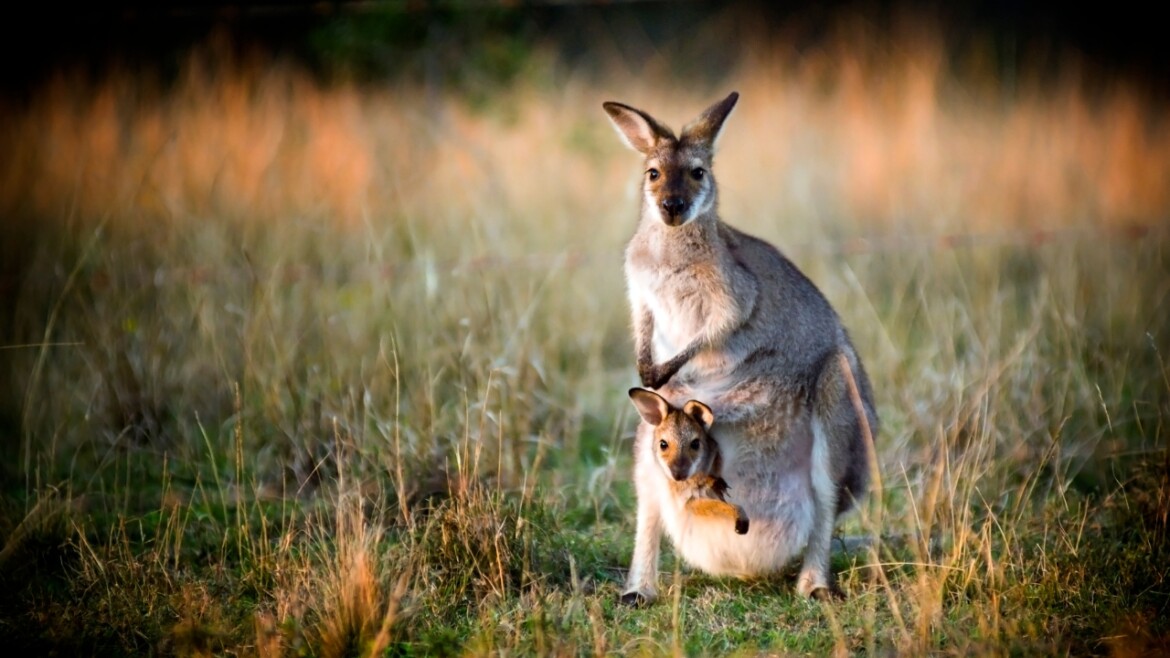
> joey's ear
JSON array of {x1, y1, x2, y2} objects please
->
[
  {"x1": 681, "y1": 91, "x2": 739, "y2": 148},
  {"x1": 603, "y1": 101, "x2": 675, "y2": 154},
  {"x1": 629, "y1": 387, "x2": 669, "y2": 426},
  {"x1": 682, "y1": 400, "x2": 715, "y2": 431}
]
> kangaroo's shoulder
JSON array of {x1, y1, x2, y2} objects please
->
[
  {"x1": 719, "y1": 222, "x2": 793, "y2": 272},
  {"x1": 721, "y1": 222, "x2": 830, "y2": 301}
]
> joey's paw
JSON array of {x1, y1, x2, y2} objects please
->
[
  {"x1": 711, "y1": 477, "x2": 730, "y2": 498},
  {"x1": 734, "y1": 517, "x2": 750, "y2": 534},
  {"x1": 619, "y1": 590, "x2": 654, "y2": 607}
]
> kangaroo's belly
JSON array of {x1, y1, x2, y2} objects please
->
[
  {"x1": 663, "y1": 479, "x2": 815, "y2": 577},
  {"x1": 656, "y1": 420, "x2": 817, "y2": 577}
]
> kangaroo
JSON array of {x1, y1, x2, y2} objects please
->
[
  {"x1": 605, "y1": 92, "x2": 878, "y2": 605},
  {"x1": 627, "y1": 387, "x2": 749, "y2": 544}
]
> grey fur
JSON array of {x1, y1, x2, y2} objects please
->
[{"x1": 606, "y1": 92, "x2": 879, "y2": 602}]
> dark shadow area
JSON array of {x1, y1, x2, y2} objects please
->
[{"x1": 1, "y1": 1, "x2": 1167, "y2": 96}]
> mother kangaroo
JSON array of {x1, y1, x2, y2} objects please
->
[{"x1": 604, "y1": 92, "x2": 878, "y2": 604}]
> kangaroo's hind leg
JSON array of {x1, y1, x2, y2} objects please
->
[
  {"x1": 798, "y1": 350, "x2": 876, "y2": 599},
  {"x1": 622, "y1": 423, "x2": 665, "y2": 606},
  {"x1": 622, "y1": 480, "x2": 662, "y2": 606}
]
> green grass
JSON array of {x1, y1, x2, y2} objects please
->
[{"x1": 2, "y1": 20, "x2": 1169, "y2": 655}]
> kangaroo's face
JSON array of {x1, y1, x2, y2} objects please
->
[
  {"x1": 641, "y1": 139, "x2": 715, "y2": 227},
  {"x1": 604, "y1": 92, "x2": 739, "y2": 228},
  {"x1": 629, "y1": 388, "x2": 717, "y2": 482}
]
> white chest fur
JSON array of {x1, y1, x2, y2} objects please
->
[{"x1": 636, "y1": 422, "x2": 817, "y2": 577}]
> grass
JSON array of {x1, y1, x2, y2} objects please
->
[{"x1": 1, "y1": 10, "x2": 1169, "y2": 656}]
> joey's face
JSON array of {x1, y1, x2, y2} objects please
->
[
  {"x1": 643, "y1": 141, "x2": 716, "y2": 227},
  {"x1": 653, "y1": 412, "x2": 715, "y2": 482}
]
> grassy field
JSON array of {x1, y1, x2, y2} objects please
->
[{"x1": 1, "y1": 12, "x2": 1169, "y2": 656}]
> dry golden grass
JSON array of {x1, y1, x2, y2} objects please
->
[{"x1": 3, "y1": 16, "x2": 1167, "y2": 237}]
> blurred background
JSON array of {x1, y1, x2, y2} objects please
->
[{"x1": 2, "y1": 0, "x2": 1167, "y2": 232}]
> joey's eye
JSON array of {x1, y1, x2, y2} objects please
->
[
  {"x1": 658, "y1": 440, "x2": 669, "y2": 451},
  {"x1": 690, "y1": 439, "x2": 701, "y2": 451},
  {"x1": 647, "y1": 168, "x2": 660, "y2": 181},
  {"x1": 691, "y1": 167, "x2": 705, "y2": 180}
]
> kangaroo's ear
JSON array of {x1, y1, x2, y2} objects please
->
[
  {"x1": 629, "y1": 387, "x2": 669, "y2": 426},
  {"x1": 683, "y1": 400, "x2": 715, "y2": 431},
  {"x1": 681, "y1": 91, "x2": 739, "y2": 148},
  {"x1": 603, "y1": 101, "x2": 674, "y2": 154}
]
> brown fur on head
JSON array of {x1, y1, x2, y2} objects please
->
[
  {"x1": 603, "y1": 92, "x2": 738, "y2": 227},
  {"x1": 628, "y1": 388, "x2": 717, "y2": 482}
]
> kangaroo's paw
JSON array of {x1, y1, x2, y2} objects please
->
[
  {"x1": 734, "y1": 517, "x2": 749, "y2": 534},
  {"x1": 646, "y1": 366, "x2": 672, "y2": 390}
]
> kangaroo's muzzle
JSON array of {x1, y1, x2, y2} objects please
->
[{"x1": 661, "y1": 196, "x2": 688, "y2": 225}]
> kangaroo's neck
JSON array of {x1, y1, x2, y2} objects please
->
[{"x1": 637, "y1": 211, "x2": 727, "y2": 265}]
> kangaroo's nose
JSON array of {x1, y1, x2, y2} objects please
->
[
  {"x1": 671, "y1": 466, "x2": 690, "y2": 481},
  {"x1": 661, "y1": 196, "x2": 688, "y2": 221}
]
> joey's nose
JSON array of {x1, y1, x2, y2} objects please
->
[
  {"x1": 661, "y1": 197, "x2": 688, "y2": 222},
  {"x1": 671, "y1": 467, "x2": 690, "y2": 481}
]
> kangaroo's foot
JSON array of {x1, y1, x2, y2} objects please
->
[
  {"x1": 797, "y1": 569, "x2": 844, "y2": 600},
  {"x1": 619, "y1": 589, "x2": 656, "y2": 607},
  {"x1": 810, "y1": 584, "x2": 845, "y2": 601}
]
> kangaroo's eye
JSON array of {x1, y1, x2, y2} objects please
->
[
  {"x1": 691, "y1": 167, "x2": 705, "y2": 180},
  {"x1": 647, "y1": 168, "x2": 660, "y2": 181},
  {"x1": 690, "y1": 439, "x2": 702, "y2": 451},
  {"x1": 658, "y1": 440, "x2": 669, "y2": 451}
]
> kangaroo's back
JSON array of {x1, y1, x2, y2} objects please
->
[{"x1": 721, "y1": 223, "x2": 843, "y2": 375}]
